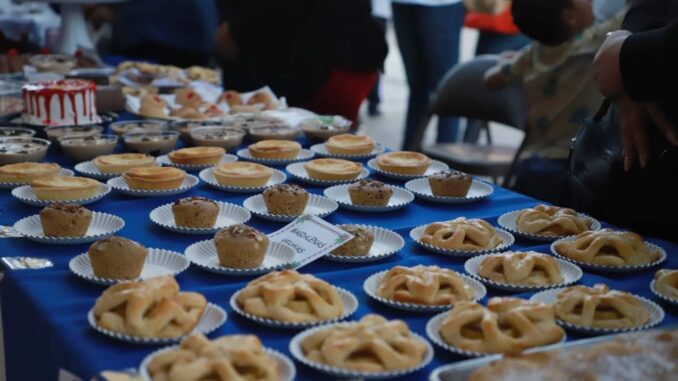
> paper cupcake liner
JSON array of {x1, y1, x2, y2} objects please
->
[
  {"x1": 323, "y1": 183, "x2": 414, "y2": 213},
  {"x1": 11, "y1": 183, "x2": 111, "y2": 206},
  {"x1": 149, "y1": 201, "x2": 250, "y2": 235},
  {"x1": 156, "y1": 153, "x2": 237, "y2": 172},
  {"x1": 198, "y1": 167, "x2": 287, "y2": 193},
  {"x1": 185, "y1": 239, "x2": 296, "y2": 275},
  {"x1": 410, "y1": 225, "x2": 515, "y2": 257},
  {"x1": 237, "y1": 148, "x2": 314, "y2": 166},
  {"x1": 650, "y1": 280, "x2": 678, "y2": 306},
  {"x1": 0, "y1": 168, "x2": 74, "y2": 189},
  {"x1": 13, "y1": 212, "x2": 124, "y2": 245},
  {"x1": 286, "y1": 162, "x2": 370, "y2": 186},
  {"x1": 497, "y1": 209, "x2": 602, "y2": 242},
  {"x1": 550, "y1": 236, "x2": 667, "y2": 272},
  {"x1": 243, "y1": 194, "x2": 338, "y2": 222},
  {"x1": 367, "y1": 158, "x2": 449, "y2": 181},
  {"x1": 405, "y1": 177, "x2": 494, "y2": 204},
  {"x1": 324, "y1": 225, "x2": 404, "y2": 263},
  {"x1": 310, "y1": 143, "x2": 386, "y2": 160},
  {"x1": 363, "y1": 270, "x2": 486, "y2": 313},
  {"x1": 107, "y1": 175, "x2": 199, "y2": 197}
]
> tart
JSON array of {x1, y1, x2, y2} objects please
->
[
  {"x1": 654, "y1": 269, "x2": 678, "y2": 299},
  {"x1": 324, "y1": 134, "x2": 376, "y2": 155},
  {"x1": 122, "y1": 167, "x2": 187, "y2": 190},
  {"x1": 172, "y1": 196, "x2": 219, "y2": 228},
  {"x1": 93, "y1": 153, "x2": 156, "y2": 174},
  {"x1": 39, "y1": 203, "x2": 92, "y2": 237},
  {"x1": 262, "y1": 184, "x2": 309, "y2": 215},
  {"x1": 303, "y1": 158, "x2": 362, "y2": 181},
  {"x1": 553, "y1": 229, "x2": 660, "y2": 267},
  {"x1": 212, "y1": 162, "x2": 273, "y2": 187},
  {"x1": 347, "y1": 179, "x2": 393, "y2": 206},
  {"x1": 236, "y1": 269, "x2": 344, "y2": 322},
  {"x1": 93, "y1": 276, "x2": 206, "y2": 338},
  {"x1": 167, "y1": 146, "x2": 225, "y2": 165},
  {"x1": 301, "y1": 314, "x2": 428, "y2": 372},
  {"x1": 0, "y1": 162, "x2": 61, "y2": 184},
  {"x1": 420, "y1": 217, "x2": 503, "y2": 251},
  {"x1": 377, "y1": 265, "x2": 475, "y2": 305},
  {"x1": 554, "y1": 284, "x2": 650, "y2": 329},
  {"x1": 478, "y1": 251, "x2": 564, "y2": 286},
  {"x1": 248, "y1": 139, "x2": 301, "y2": 160},
  {"x1": 214, "y1": 224, "x2": 269, "y2": 269},
  {"x1": 88, "y1": 236, "x2": 148, "y2": 279},
  {"x1": 516, "y1": 204, "x2": 591, "y2": 236},
  {"x1": 31, "y1": 175, "x2": 101, "y2": 200},
  {"x1": 440, "y1": 297, "x2": 565, "y2": 353},
  {"x1": 376, "y1": 151, "x2": 431, "y2": 175},
  {"x1": 146, "y1": 334, "x2": 279, "y2": 381},
  {"x1": 428, "y1": 170, "x2": 472, "y2": 197},
  {"x1": 331, "y1": 225, "x2": 374, "y2": 257}
]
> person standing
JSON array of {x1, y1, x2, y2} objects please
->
[{"x1": 392, "y1": 0, "x2": 465, "y2": 149}]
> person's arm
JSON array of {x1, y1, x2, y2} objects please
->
[{"x1": 483, "y1": 44, "x2": 534, "y2": 89}]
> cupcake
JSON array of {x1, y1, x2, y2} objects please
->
[
  {"x1": 88, "y1": 236, "x2": 148, "y2": 279},
  {"x1": 428, "y1": 170, "x2": 472, "y2": 197},
  {"x1": 348, "y1": 179, "x2": 393, "y2": 207},
  {"x1": 172, "y1": 197, "x2": 219, "y2": 228},
  {"x1": 263, "y1": 184, "x2": 309, "y2": 215},
  {"x1": 39, "y1": 203, "x2": 92, "y2": 237},
  {"x1": 332, "y1": 225, "x2": 375, "y2": 257},
  {"x1": 214, "y1": 224, "x2": 269, "y2": 268}
]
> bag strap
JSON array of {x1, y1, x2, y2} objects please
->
[{"x1": 594, "y1": 100, "x2": 611, "y2": 122}]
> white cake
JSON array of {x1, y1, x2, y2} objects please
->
[{"x1": 22, "y1": 79, "x2": 100, "y2": 127}]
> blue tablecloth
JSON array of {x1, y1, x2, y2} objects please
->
[{"x1": 1, "y1": 126, "x2": 676, "y2": 381}]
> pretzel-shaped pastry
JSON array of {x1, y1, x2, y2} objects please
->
[
  {"x1": 553, "y1": 229, "x2": 660, "y2": 266},
  {"x1": 377, "y1": 265, "x2": 475, "y2": 305},
  {"x1": 655, "y1": 269, "x2": 678, "y2": 299},
  {"x1": 554, "y1": 284, "x2": 650, "y2": 329},
  {"x1": 236, "y1": 270, "x2": 344, "y2": 323},
  {"x1": 439, "y1": 297, "x2": 565, "y2": 354},
  {"x1": 421, "y1": 217, "x2": 503, "y2": 251},
  {"x1": 147, "y1": 333, "x2": 279, "y2": 381},
  {"x1": 478, "y1": 251, "x2": 564, "y2": 286},
  {"x1": 93, "y1": 276, "x2": 207, "y2": 338},
  {"x1": 515, "y1": 204, "x2": 590, "y2": 236},
  {"x1": 301, "y1": 314, "x2": 427, "y2": 372}
]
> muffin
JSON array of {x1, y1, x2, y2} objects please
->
[
  {"x1": 428, "y1": 170, "x2": 472, "y2": 197},
  {"x1": 263, "y1": 184, "x2": 309, "y2": 215},
  {"x1": 332, "y1": 225, "x2": 375, "y2": 257},
  {"x1": 172, "y1": 197, "x2": 219, "y2": 228},
  {"x1": 39, "y1": 203, "x2": 92, "y2": 237},
  {"x1": 214, "y1": 224, "x2": 269, "y2": 269},
  {"x1": 88, "y1": 236, "x2": 148, "y2": 279},
  {"x1": 348, "y1": 179, "x2": 393, "y2": 207}
]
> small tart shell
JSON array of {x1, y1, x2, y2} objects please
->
[
  {"x1": 376, "y1": 151, "x2": 431, "y2": 175},
  {"x1": 93, "y1": 153, "x2": 156, "y2": 174},
  {"x1": 303, "y1": 158, "x2": 362, "y2": 181},
  {"x1": 168, "y1": 146, "x2": 225, "y2": 165},
  {"x1": 213, "y1": 162, "x2": 273, "y2": 187},
  {"x1": 0, "y1": 162, "x2": 61, "y2": 183},
  {"x1": 324, "y1": 134, "x2": 376, "y2": 155},
  {"x1": 31, "y1": 175, "x2": 101, "y2": 200},
  {"x1": 248, "y1": 139, "x2": 301, "y2": 159},
  {"x1": 122, "y1": 166, "x2": 187, "y2": 190}
]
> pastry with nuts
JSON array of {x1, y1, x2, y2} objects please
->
[
  {"x1": 214, "y1": 224, "x2": 269, "y2": 269},
  {"x1": 262, "y1": 184, "x2": 309, "y2": 215},
  {"x1": 171, "y1": 196, "x2": 219, "y2": 228}
]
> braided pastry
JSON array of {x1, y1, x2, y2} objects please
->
[
  {"x1": 554, "y1": 284, "x2": 650, "y2": 329},
  {"x1": 420, "y1": 217, "x2": 503, "y2": 251},
  {"x1": 147, "y1": 333, "x2": 279, "y2": 381},
  {"x1": 515, "y1": 204, "x2": 591, "y2": 236},
  {"x1": 478, "y1": 251, "x2": 564, "y2": 286},
  {"x1": 301, "y1": 314, "x2": 427, "y2": 372},
  {"x1": 439, "y1": 297, "x2": 565, "y2": 354},
  {"x1": 655, "y1": 269, "x2": 678, "y2": 299},
  {"x1": 93, "y1": 276, "x2": 207, "y2": 338},
  {"x1": 235, "y1": 270, "x2": 344, "y2": 323},
  {"x1": 377, "y1": 265, "x2": 475, "y2": 305},
  {"x1": 553, "y1": 229, "x2": 660, "y2": 267}
]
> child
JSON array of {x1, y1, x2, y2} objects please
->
[{"x1": 483, "y1": 0, "x2": 626, "y2": 204}]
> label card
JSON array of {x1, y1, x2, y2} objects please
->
[{"x1": 268, "y1": 214, "x2": 353, "y2": 269}]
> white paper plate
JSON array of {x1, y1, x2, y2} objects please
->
[
  {"x1": 149, "y1": 201, "x2": 250, "y2": 235},
  {"x1": 323, "y1": 183, "x2": 414, "y2": 213},
  {"x1": 69, "y1": 248, "x2": 190, "y2": 285},
  {"x1": 289, "y1": 322, "x2": 433, "y2": 379},
  {"x1": 650, "y1": 280, "x2": 678, "y2": 306},
  {"x1": 0, "y1": 168, "x2": 74, "y2": 189},
  {"x1": 198, "y1": 167, "x2": 287, "y2": 193},
  {"x1": 497, "y1": 209, "x2": 602, "y2": 242},
  {"x1": 88, "y1": 303, "x2": 226, "y2": 345},
  {"x1": 11, "y1": 183, "x2": 111, "y2": 206},
  {"x1": 310, "y1": 143, "x2": 386, "y2": 159},
  {"x1": 237, "y1": 148, "x2": 314, "y2": 166},
  {"x1": 367, "y1": 158, "x2": 449, "y2": 181},
  {"x1": 324, "y1": 225, "x2": 404, "y2": 263},
  {"x1": 139, "y1": 345, "x2": 296, "y2": 381},
  {"x1": 363, "y1": 270, "x2": 486, "y2": 313},
  {"x1": 243, "y1": 194, "x2": 338, "y2": 222},
  {"x1": 230, "y1": 287, "x2": 358, "y2": 329},
  {"x1": 405, "y1": 178, "x2": 494, "y2": 204},
  {"x1": 530, "y1": 288, "x2": 664, "y2": 335},
  {"x1": 550, "y1": 236, "x2": 667, "y2": 272},
  {"x1": 13, "y1": 212, "x2": 124, "y2": 245},
  {"x1": 286, "y1": 162, "x2": 369, "y2": 186},
  {"x1": 185, "y1": 239, "x2": 296, "y2": 275},
  {"x1": 75, "y1": 160, "x2": 160, "y2": 180},
  {"x1": 156, "y1": 153, "x2": 237, "y2": 172},
  {"x1": 426, "y1": 311, "x2": 566, "y2": 358},
  {"x1": 463, "y1": 254, "x2": 583, "y2": 292},
  {"x1": 107, "y1": 175, "x2": 199, "y2": 197},
  {"x1": 410, "y1": 225, "x2": 514, "y2": 257}
]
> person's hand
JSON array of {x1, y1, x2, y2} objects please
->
[
  {"x1": 214, "y1": 22, "x2": 239, "y2": 61},
  {"x1": 593, "y1": 30, "x2": 631, "y2": 100},
  {"x1": 499, "y1": 50, "x2": 518, "y2": 60},
  {"x1": 483, "y1": 65, "x2": 510, "y2": 89}
]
